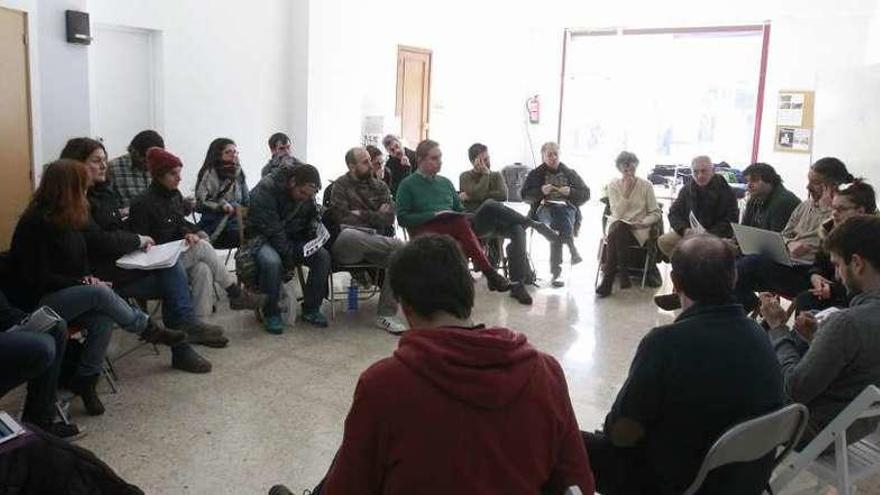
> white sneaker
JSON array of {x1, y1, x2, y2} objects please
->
[{"x1": 375, "y1": 316, "x2": 407, "y2": 335}]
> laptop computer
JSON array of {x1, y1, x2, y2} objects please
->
[{"x1": 732, "y1": 223, "x2": 813, "y2": 267}]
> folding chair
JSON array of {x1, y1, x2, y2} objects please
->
[
  {"x1": 770, "y1": 385, "x2": 880, "y2": 495},
  {"x1": 681, "y1": 403, "x2": 808, "y2": 495},
  {"x1": 327, "y1": 262, "x2": 384, "y2": 319}
]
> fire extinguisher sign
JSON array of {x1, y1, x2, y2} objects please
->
[{"x1": 527, "y1": 95, "x2": 540, "y2": 124}]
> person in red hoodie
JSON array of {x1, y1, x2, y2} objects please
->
[{"x1": 270, "y1": 234, "x2": 594, "y2": 495}]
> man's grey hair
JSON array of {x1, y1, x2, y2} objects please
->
[
  {"x1": 541, "y1": 142, "x2": 559, "y2": 155},
  {"x1": 381, "y1": 134, "x2": 401, "y2": 149},
  {"x1": 691, "y1": 155, "x2": 713, "y2": 169}
]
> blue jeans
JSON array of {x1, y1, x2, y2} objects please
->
[
  {"x1": 40, "y1": 285, "x2": 148, "y2": 377},
  {"x1": 256, "y1": 243, "x2": 331, "y2": 316},
  {"x1": 733, "y1": 254, "x2": 812, "y2": 312},
  {"x1": 537, "y1": 203, "x2": 577, "y2": 276},
  {"x1": 0, "y1": 322, "x2": 67, "y2": 422},
  {"x1": 117, "y1": 260, "x2": 196, "y2": 328}
]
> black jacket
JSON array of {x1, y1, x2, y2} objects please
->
[
  {"x1": 246, "y1": 166, "x2": 323, "y2": 266},
  {"x1": 741, "y1": 183, "x2": 801, "y2": 233},
  {"x1": 129, "y1": 182, "x2": 199, "y2": 244},
  {"x1": 7, "y1": 208, "x2": 90, "y2": 311},
  {"x1": 520, "y1": 162, "x2": 590, "y2": 235},
  {"x1": 668, "y1": 175, "x2": 739, "y2": 237},
  {"x1": 84, "y1": 183, "x2": 144, "y2": 286},
  {"x1": 386, "y1": 147, "x2": 417, "y2": 196},
  {"x1": 606, "y1": 303, "x2": 784, "y2": 494}
]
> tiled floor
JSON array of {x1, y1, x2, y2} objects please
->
[{"x1": 1, "y1": 201, "x2": 875, "y2": 494}]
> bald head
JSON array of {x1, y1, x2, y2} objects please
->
[{"x1": 671, "y1": 234, "x2": 737, "y2": 304}]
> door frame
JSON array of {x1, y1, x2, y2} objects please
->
[
  {"x1": 88, "y1": 23, "x2": 164, "y2": 141},
  {"x1": 557, "y1": 23, "x2": 770, "y2": 164},
  {"x1": 396, "y1": 44, "x2": 432, "y2": 141}
]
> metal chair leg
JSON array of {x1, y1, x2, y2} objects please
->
[
  {"x1": 103, "y1": 358, "x2": 119, "y2": 394},
  {"x1": 329, "y1": 271, "x2": 336, "y2": 320}
]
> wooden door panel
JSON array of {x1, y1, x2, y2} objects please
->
[
  {"x1": 396, "y1": 46, "x2": 432, "y2": 147},
  {"x1": 0, "y1": 7, "x2": 33, "y2": 250}
]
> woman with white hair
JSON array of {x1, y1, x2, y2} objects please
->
[{"x1": 597, "y1": 151, "x2": 662, "y2": 297}]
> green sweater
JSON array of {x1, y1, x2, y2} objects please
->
[
  {"x1": 396, "y1": 172, "x2": 463, "y2": 227},
  {"x1": 458, "y1": 170, "x2": 508, "y2": 211}
]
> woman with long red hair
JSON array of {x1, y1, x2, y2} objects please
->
[{"x1": 6, "y1": 160, "x2": 185, "y2": 416}]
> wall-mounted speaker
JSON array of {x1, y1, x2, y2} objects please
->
[{"x1": 65, "y1": 10, "x2": 91, "y2": 45}]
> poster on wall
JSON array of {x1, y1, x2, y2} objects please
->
[{"x1": 774, "y1": 90, "x2": 814, "y2": 153}]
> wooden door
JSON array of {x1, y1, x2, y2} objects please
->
[
  {"x1": 396, "y1": 45, "x2": 432, "y2": 146},
  {"x1": 0, "y1": 7, "x2": 33, "y2": 250}
]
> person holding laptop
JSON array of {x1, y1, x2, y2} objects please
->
[{"x1": 733, "y1": 157, "x2": 850, "y2": 312}]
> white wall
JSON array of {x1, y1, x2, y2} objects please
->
[
  {"x1": 302, "y1": 0, "x2": 879, "y2": 196},
  {"x1": 87, "y1": 0, "x2": 294, "y2": 193}
]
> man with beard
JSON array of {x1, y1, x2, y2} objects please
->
[
  {"x1": 381, "y1": 134, "x2": 417, "y2": 196},
  {"x1": 761, "y1": 215, "x2": 880, "y2": 446},
  {"x1": 327, "y1": 147, "x2": 407, "y2": 335}
]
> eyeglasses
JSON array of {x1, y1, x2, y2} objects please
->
[{"x1": 832, "y1": 204, "x2": 858, "y2": 213}]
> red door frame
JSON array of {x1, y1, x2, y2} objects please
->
[{"x1": 557, "y1": 23, "x2": 771, "y2": 164}]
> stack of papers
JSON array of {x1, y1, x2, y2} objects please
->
[{"x1": 116, "y1": 240, "x2": 187, "y2": 270}]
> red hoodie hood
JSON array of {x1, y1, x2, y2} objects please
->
[{"x1": 393, "y1": 326, "x2": 539, "y2": 410}]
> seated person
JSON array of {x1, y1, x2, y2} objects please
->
[
  {"x1": 293, "y1": 235, "x2": 595, "y2": 495},
  {"x1": 195, "y1": 138, "x2": 250, "y2": 249},
  {"x1": 108, "y1": 129, "x2": 164, "y2": 208},
  {"x1": 366, "y1": 144, "x2": 393, "y2": 190},
  {"x1": 395, "y1": 139, "x2": 511, "y2": 292},
  {"x1": 459, "y1": 142, "x2": 559, "y2": 304},
  {"x1": 0, "y1": 289, "x2": 80, "y2": 438},
  {"x1": 247, "y1": 164, "x2": 331, "y2": 333},
  {"x1": 261, "y1": 132, "x2": 304, "y2": 178},
  {"x1": 732, "y1": 157, "x2": 850, "y2": 313},
  {"x1": 327, "y1": 147, "x2": 406, "y2": 334},
  {"x1": 521, "y1": 141, "x2": 590, "y2": 287},
  {"x1": 761, "y1": 215, "x2": 880, "y2": 445},
  {"x1": 653, "y1": 155, "x2": 739, "y2": 310},
  {"x1": 61, "y1": 137, "x2": 222, "y2": 367},
  {"x1": 584, "y1": 234, "x2": 784, "y2": 495},
  {"x1": 596, "y1": 151, "x2": 662, "y2": 298},
  {"x1": 741, "y1": 162, "x2": 801, "y2": 232},
  {"x1": 657, "y1": 155, "x2": 738, "y2": 257},
  {"x1": 796, "y1": 180, "x2": 876, "y2": 313},
  {"x1": 381, "y1": 134, "x2": 417, "y2": 196},
  {"x1": 7, "y1": 160, "x2": 185, "y2": 416},
  {"x1": 130, "y1": 147, "x2": 259, "y2": 320}
]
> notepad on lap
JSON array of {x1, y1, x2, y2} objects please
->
[{"x1": 116, "y1": 240, "x2": 187, "y2": 270}]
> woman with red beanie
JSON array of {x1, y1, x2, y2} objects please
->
[{"x1": 129, "y1": 147, "x2": 260, "y2": 322}]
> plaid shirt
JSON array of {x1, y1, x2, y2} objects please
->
[{"x1": 108, "y1": 153, "x2": 151, "y2": 207}]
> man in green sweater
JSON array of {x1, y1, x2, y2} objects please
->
[
  {"x1": 459, "y1": 143, "x2": 559, "y2": 304},
  {"x1": 396, "y1": 139, "x2": 511, "y2": 293}
]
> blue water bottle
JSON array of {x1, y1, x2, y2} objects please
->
[{"x1": 347, "y1": 283, "x2": 359, "y2": 312}]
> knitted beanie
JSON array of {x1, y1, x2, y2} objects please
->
[{"x1": 146, "y1": 147, "x2": 183, "y2": 177}]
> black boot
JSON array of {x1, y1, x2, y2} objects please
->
[
  {"x1": 140, "y1": 322, "x2": 187, "y2": 346},
  {"x1": 171, "y1": 344, "x2": 213, "y2": 373},
  {"x1": 564, "y1": 237, "x2": 583, "y2": 265},
  {"x1": 484, "y1": 269, "x2": 511, "y2": 292},
  {"x1": 596, "y1": 267, "x2": 616, "y2": 298},
  {"x1": 509, "y1": 282, "x2": 533, "y2": 305},
  {"x1": 654, "y1": 293, "x2": 682, "y2": 311},
  {"x1": 69, "y1": 374, "x2": 104, "y2": 416},
  {"x1": 618, "y1": 270, "x2": 632, "y2": 289}
]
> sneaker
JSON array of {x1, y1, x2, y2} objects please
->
[
  {"x1": 654, "y1": 293, "x2": 682, "y2": 311},
  {"x1": 174, "y1": 320, "x2": 229, "y2": 348},
  {"x1": 140, "y1": 323, "x2": 187, "y2": 346},
  {"x1": 375, "y1": 316, "x2": 407, "y2": 335},
  {"x1": 171, "y1": 345, "x2": 213, "y2": 373},
  {"x1": 301, "y1": 310, "x2": 329, "y2": 328},
  {"x1": 509, "y1": 283, "x2": 533, "y2": 305},
  {"x1": 484, "y1": 270, "x2": 511, "y2": 292},
  {"x1": 263, "y1": 315, "x2": 284, "y2": 335},
  {"x1": 229, "y1": 289, "x2": 263, "y2": 311}
]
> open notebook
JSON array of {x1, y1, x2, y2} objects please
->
[{"x1": 116, "y1": 240, "x2": 187, "y2": 270}]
